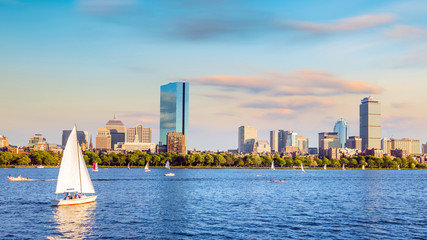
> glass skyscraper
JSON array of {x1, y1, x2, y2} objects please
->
[
  {"x1": 333, "y1": 118, "x2": 349, "y2": 148},
  {"x1": 160, "y1": 82, "x2": 189, "y2": 147}
]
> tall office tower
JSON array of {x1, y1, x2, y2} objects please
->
[
  {"x1": 142, "y1": 127, "x2": 152, "y2": 143},
  {"x1": 160, "y1": 82, "x2": 189, "y2": 148},
  {"x1": 89, "y1": 135, "x2": 93, "y2": 151},
  {"x1": 297, "y1": 136, "x2": 309, "y2": 153},
  {"x1": 96, "y1": 128, "x2": 111, "y2": 150},
  {"x1": 270, "y1": 131, "x2": 279, "y2": 153},
  {"x1": 360, "y1": 96, "x2": 381, "y2": 151},
  {"x1": 346, "y1": 136, "x2": 362, "y2": 151},
  {"x1": 284, "y1": 131, "x2": 298, "y2": 147},
  {"x1": 318, "y1": 132, "x2": 340, "y2": 157},
  {"x1": 381, "y1": 138, "x2": 390, "y2": 154},
  {"x1": 238, "y1": 126, "x2": 257, "y2": 153},
  {"x1": 105, "y1": 114, "x2": 125, "y2": 149},
  {"x1": 62, "y1": 130, "x2": 88, "y2": 147},
  {"x1": 167, "y1": 131, "x2": 186, "y2": 155},
  {"x1": 423, "y1": 143, "x2": 427, "y2": 154},
  {"x1": 29, "y1": 134, "x2": 46, "y2": 144},
  {"x1": 334, "y1": 118, "x2": 349, "y2": 148},
  {"x1": 127, "y1": 127, "x2": 137, "y2": 143}
]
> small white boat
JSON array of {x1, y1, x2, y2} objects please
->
[
  {"x1": 36, "y1": 166, "x2": 44, "y2": 169},
  {"x1": 144, "y1": 162, "x2": 151, "y2": 172},
  {"x1": 164, "y1": 160, "x2": 174, "y2": 176},
  {"x1": 362, "y1": 165, "x2": 365, "y2": 170},
  {"x1": 324, "y1": 164, "x2": 327, "y2": 170},
  {"x1": 52, "y1": 125, "x2": 97, "y2": 207},
  {"x1": 8, "y1": 175, "x2": 31, "y2": 181},
  {"x1": 92, "y1": 162, "x2": 98, "y2": 172},
  {"x1": 271, "y1": 161, "x2": 275, "y2": 170},
  {"x1": 301, "y1": 163, "x2": 305, "y2": 173},
  {"x1": 257, "y1": 174, "x2": 262, "y2": 176},
  {"x1": 342, "y1": 164, "x2": 346, "y2": 171}
]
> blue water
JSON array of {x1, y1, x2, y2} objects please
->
[{"x1": 0, "y1": 168, "x2": 426, "y2": 239}]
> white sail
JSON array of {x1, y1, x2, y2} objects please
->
[
  {"x1": 145, "y1": 162, "x2": 149, "y2": 170},
  {"x1": 362, "y1": 165, "x2": 365, "y2": 170},
  {"x1": 55, "y1": 126, "x2": 95, "y2": 194},
  {"x1": 324, "y1": 164, "x2": 327, "y2": 170},
  {"x1": 271, "y1": 161, "x2": 275, "y2": 170},
  {"x1": 165, "y1": 160, "x2": 170, "y2": 169},
  {"x1": 301, "y1": 163, "x2": 305, "y2": 173}
]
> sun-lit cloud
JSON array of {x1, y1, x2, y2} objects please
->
[
  {"x1": 240, "y1": 98, "x2": 335, "y2": 110},
  {"x1": 183, "y1": 70, "x2": 383, "y2": 96},
  {"x1": 386, "y1": 24, "x2": 427, "y2": 39},
  {"x1": 198, "y1": 93, "x2": 237, "y2": 99},
  {"x1": 278, "y1": 14, "x2": 396, "y2": 33}
]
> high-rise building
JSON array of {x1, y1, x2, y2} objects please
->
[
  {"x1": 384, "y1": 138, "x2": 420, "y2": 155},
  {"x1": 318, "y1": 132, "x2": 340, "y2": 157},
  {"x1": 62, "y1": 130, "x2": 88, "y2": 147},
  {"x1": 89, "y1": 135, "x2": 93, "y2": 151},
  {"x1": 105, "y1": 115, "x2": 125, "y2": 149},
  {"x1": 29, "y1": 134, "x2": 46, "y2": 144},
  {"x1": 238, "y1": 126, "x2": 257, "y2": 153},
  {"x1": 422, "y1": 143, "x2": 427, "y2": 154},
  {"x1": 128, "y1": 124, "x2": 152, "y2": 143},
  {"x1": 297, "y1": 136, "x2": 309, "y2": 153},
  {"x1": 346, "y1": 136, "x2": 362, "y2": 151},
  {"x1": 285, "y1": 131, "x2": 298, "y2": 147},
  {"x1": 96, "y1": 128, "x2": 111, "y2": 151},
  {"x1": 360, "y1": 96, "x2": 381, "y2": 150},
  {"x1": 160, "y1": 82, "x2": 189, "y2": 148},
  {"x1": 270, "y1": 131, "x2": 279, "y2": 153},
  {"x1": 334, "y1": 118, "x2": 349, "y2": 148},
  {"x1": 167, "y1": 131, "x2": 186, "y2": 155},
  {"x1": 256, "y1": 140, "x2": 271, "y2": 153}
]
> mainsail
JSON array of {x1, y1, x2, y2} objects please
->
[
  {"x1": 165, "y1": 160, "x2": 170, "y2": 169},
  {"x1": 55, "y1": 126, "x2": 95, "y2": 194}
]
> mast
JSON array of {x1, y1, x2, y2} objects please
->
[{"x1": 76, "y1": 124, "x2": 83, "y2": 194}]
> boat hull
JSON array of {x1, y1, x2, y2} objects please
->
[
  {"x1": 8, "y1": 177, "x2": 30, "y2": 181},
  {"x1": 52, "y1": 195, "x2": 97, "y2": 206},
  {"x1": 145, "y1": 170, "x2": 151, "y2": 172},
  {"x1": 165, "y1": 173, "x2": 175, "y2": 176}
]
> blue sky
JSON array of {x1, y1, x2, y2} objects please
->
[{"x1": 1, "y1": 0, "x2": 427, "y2": 150}]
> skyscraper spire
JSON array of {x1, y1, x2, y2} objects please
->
[{"x1": 89, "y1": 135, "x2": 93, "y2": 151}]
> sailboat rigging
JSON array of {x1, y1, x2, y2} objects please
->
[{"x1": 164, "y1": 160, "x2": 174, "y2": 176}]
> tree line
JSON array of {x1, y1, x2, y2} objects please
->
[{"x1": 0, "y1": 150, "x2": 426, "y2": 169}]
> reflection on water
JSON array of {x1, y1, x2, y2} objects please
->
[{"x1": 49, "y1": 203, "x2": 96, "y2": 240}]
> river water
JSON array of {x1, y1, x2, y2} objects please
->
[{"x1": 1, "y1": 168, "x2": 426, "y2": 239}]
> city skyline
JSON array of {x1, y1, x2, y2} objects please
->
[{"x1": 1, "y1": 0, "x2": 427, "y2": 150}]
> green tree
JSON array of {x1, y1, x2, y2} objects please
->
[
  {"x1": 216, "y1": 155, "x2": 226, "y2": 166},
  {"x1": 17, "y1": 155, "x2": 31, "y2": 165},
  {"x1": 262, "y1": 156, "x2": 273, "y2": 167},
  {"x1": 185, "y1": 154, "x2": 195, "y2": 166},
  {"x1": 284, "y1": 157, "x2": 293, "y2": 167},
  {"x1": 205, "y1": 154, "x2": 214, "y2": 166}
]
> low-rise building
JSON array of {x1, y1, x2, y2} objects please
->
[
  {"x1": 256, "y1": 140, "x2": 271, "y2": 153},
  {"x1": 346, "y1": 136, "x2": 362, "y2": 151},
  {"x1": 114, "y1": 142, "x2": 157, "y2": 153},
  {"x1": 167, "y1": 131, "x2": 186, "y2": 155}
]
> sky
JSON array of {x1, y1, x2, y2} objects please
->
[{"x1": 1, "y1": 0, "x2": 427, "y2": 151}]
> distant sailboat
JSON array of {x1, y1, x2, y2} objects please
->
[
  {"x1": 362, "y1": 165, "x2": 365, "y2": 170},
  {"x1": 144, "y1": 161, "x2": 151, "y2": 172},
  {"x1": 92, "y1": 162, "x2": 98, "y2": 172},
  {"x1": 165, "y1": 160, "x2": 174, "y2": 176},
  {"x1": 342, "y1": 164, "x2": 346, "y2": 171},
  {"x1": 398, "y1": 165, "x2": 401, "y2": 170},
  {"x1": 127, "y1": 163, "x2": 130, "y2": 170},
  {"x1": 301, "y1": 163, "x2": 305, "y2": 173},
  {"x1": 324, "y1": 164, "x2": 327, "y2": 170},
  {"x1": 271, "y1": 161, "x2": 275, "y2": 170},
  {"x1": 52, "y1": 125, "x2": 97, "y2": 206}
]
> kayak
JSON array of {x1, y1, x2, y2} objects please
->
[{"x1": 267, "y1": 180, "x2": 288, "y2": 183}]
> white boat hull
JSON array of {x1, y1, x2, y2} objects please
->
[
  {"x1": 8, "y1": 177, "x2": 31, "y2": 181},
  {"x1": 52, "y1": 195, "x2": 97, "y2": 206},
  {"x1": 165, "y1": 173, "x2": 175, "y2": 176},
  {"x1": 145, "y1": 169, "x2": 151, "y2": 172}
]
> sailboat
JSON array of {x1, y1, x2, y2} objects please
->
[
  {"x1": 342, "y1": 164, "x2": 346, "y2": 171},
  {"x1": 301, "y1": 163, "x2": 305, "y2": 173},
  {"x1": 164, "y1": 160, "x2": 174, "y2": 176},
  {"x1": 144, "y1": 161, "x2": 151, "y2": 172},
  {"x1": 127, "y1": 163, "x2": 130, "y2": 170},
  {"x1": 52, "y1": 125, "x2": 97, "y2": 206},
  {"x1": 362, "y1": 165, "x2": 365, "y2": 170},
  {"x1": 398, "y1": 165, "x2": 401, "y2": 170},
  {"x1": 324, "y1": 164, "x2": 327, "y2": 170},
  {"x1": 92, "y1": 162, "x2": 98, "y2": 172},
  {"x1": 271, "y1": 161, "x2": 275, "y2": 170}
]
